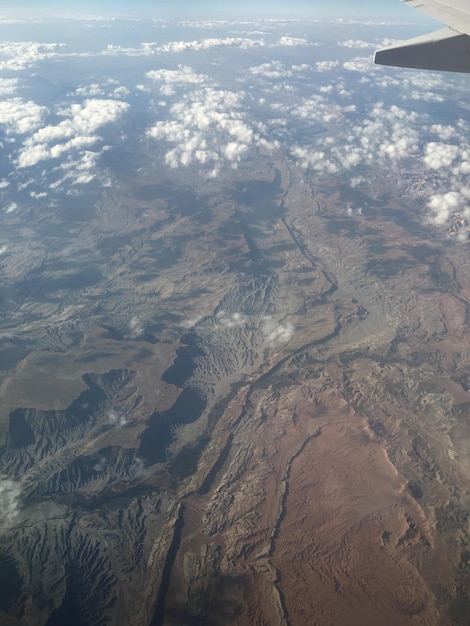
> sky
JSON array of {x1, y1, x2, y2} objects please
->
[{"x1": 0, "y1": 0, "x2": 435, "y2": 21}]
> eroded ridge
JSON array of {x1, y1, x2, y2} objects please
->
[{"x1": 1, "y1": 158, "x2": 470, "y2": 625}]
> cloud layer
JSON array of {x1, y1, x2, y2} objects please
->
[{"x1": 0, "y1": 19, "x2": 469, "y2": 239}]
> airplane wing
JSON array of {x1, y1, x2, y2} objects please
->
[{"x1": 374, "y1": 0, "x2": 470, "y2": 72}]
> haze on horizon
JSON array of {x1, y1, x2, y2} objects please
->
[{"x1": 0, "y1": 0, "x2": 435, "y2": 22}]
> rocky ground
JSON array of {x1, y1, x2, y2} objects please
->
[{"x1": 1, "y1": 155, "x2": 469, "y2": 625}]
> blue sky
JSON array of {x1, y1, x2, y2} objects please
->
[{"x1": 0, "y1": 0, "x2": 433, "y2": 21}]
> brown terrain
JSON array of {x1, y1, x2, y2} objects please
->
[{"x1": 1, "y1": 153, "x2": 470, "y2": 625}]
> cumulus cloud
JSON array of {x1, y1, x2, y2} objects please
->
[
  {"x1": 146, "y1": 65, "x2": 209, "y2": 95},
  {"x1": 107, "y1": 410, "x2": 128, "y2": 427},
  {"x1": 35, "y1": 99, "x2": 129, "y2": 141},
  {"x1": 158, "y1": 37, "x2": 265, "y2": 52},
  {"x1": 129, "y1": 316, "x2": 145, "y2": 337},
  {"x1": 427, "y1": 192, "x2": 463, "y2": 226},
  {"x1": 290, "y1": 102, "x2": 420, "y2": 175},
  {"x1": 147, "y1": 83, "x2": 277, "y2": 174},
  {"x1": 423, "y1": 142, "x2": 460, "y2": 170},
  {"x1": 106, "y1": 37, "x2": 265, "y2": 56},
  {"x1": 374, "y1": 75, "x2": 401, "y2": 89},
  {"x1": 214, "y1": 310, "x2": 247, "y2": 330},
  {"x1": 17, "y1": 98, "x2": 129, "y2": 168},
  {"x1": 346, "y1": 204, "x2": 363, "y2": 216},
  {"x1": 50, "y1": 149, "x2": 105, "y2": 188},
  {"x1": 19, "y1": 135, "x2": 99, "y2": 168},
  {"x1": 430, "y1": 124, "x2": 457, "y2": 141},
  {"x1": 0, "y1": 476, "x2": 21, "y2": 532},
  {"x1": 277, "y1": 36, "x2": 309, "y2": 46},
  {"x1": 291, "y1": 95, "x2": 355, "y2": 125},
  {"x1": 249, "y1": 61, "x2": 310, "y2": 80},
  {"x1": 338, "y1": 39, "x2": 375, "y2": 49},
  {"x1": 181, "y1": 316, "x2": 203, "y2": 329},
  {"x1": 279, "y1": 70, "x2": 470, "y2": 238},
  {"x1": 350, "y1": 176, "x2": 366, "y2": 188},
  {"x1": 262, "y1": 317, "x2": 294, "y2": 348},
  {"x1": 0, "y1": 98, "x2": 48, "y2": 134},
  {"x1": 291, "y1": 146, "x2": 341, "y2": 174},
  {"x1": 343, "y1": 56, "x2": 377, "y2": 72},
  {"x1": 0, "y1": 78, "x2": 18, "y2": 96},
  {"x1": 407, "y1": 90, "x2": 444, "y2": 103},
  {"x1": 0, "y1": 41, "x2": 65, "y2": 71},
  {"x1": 104, "y1": 42, "x2": 160, "y2": 56},
  {"x1": 399, "y1": 72, "x2": 446, "y2": 103},
  {"x1": 403, "y1": 72, "x2": 444, "y2": 92},
  {"x1": 315, "y1": 60, "x2": 339, "y2": 72},
  {"x1": 69, "y1": 79, "x2": 130, "y2": 99}
]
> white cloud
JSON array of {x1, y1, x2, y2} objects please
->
[
  {"x1": 249, "y1": 61, "x2": 310, "y2": 80},
  {"x1": 0, "y1": 245, "x2": 7, "y2": 254},
  {"x1": 405, "y1": 90, "x2": 445, "y2": 103},
  {"x1": 350, "y1": 176, "x2": 366, "y2": 188},
  {"x1": 178, "y1": 19, "x2": 231, "y2": 28},
  {"x1": 129, "y1": 316, "x2": 145, "y2": 337},
  {"x1": 403, "y1": 72, "x2": 444, "y2": 92},
  {"x1": 214, "y1": 310, "x2": 247, "y2": 330},
  {"x1": 35, "y1": 99, "x2": 129, "y2": 140},
  {"x1": 104, "y1": 42, "x2": 160, "y2": 56},
  {"x1": 158, "y1": 37, "x2": 265, "y2": 52},
  {"x1": 374, "y1": 75, "x2": 401, "y2": 89},
  {"x1": 107, "y1": 410, "x2": 128, "y2": 427},
  {"x1": 291, "y1": 95, "x2": 355, "y2": 125},
  {"x1": 147, "y1": 84, "x2": 274, "y2": 173},
  {"x1": 427, "y1": 192, "x2": 463, "y2": 226},
  {"x1": 290, "y1": 102, "x2": 421, "y2": 175},
  {"x1": 277, "y1": 36, "x2": 309, "y2": 46},
  {"x1": 430, "y1": 124, "x2": 457, "y2": 141},
  {"x1": 0, "y1": 98, "x2": 48, "y2": 134},
  {"x1": 18, "y1": 98, "x2": 129, "y2": 168},
  {"x1": 0, "y1": 476, "x2": 21, "y2": 532},
  {"x1": 5, "y1": 202, "x2": 18, "y2": 214},
  {"x1": 0, "y1": 41, "x2": 65, "y2": 71},
  {"x1": 181, "y1": 316, "x2": 203, "y2": 329},
  {"x1": 46, "y1": 148, "x2": 106, "y2": 189},
  {"x1": 315, "y1": 60, "x2": 339, "y2": 72},
  {"x1": 0, "y1": 78, "x2": 18, "y2": 96},
  {"x1": 69, "y1": 79, "x2": 130, "y2": 99},
  {"x1": 19, "y1": 135, "x2": 99, "y2": 168},
  {"x1": 262, "y1": 317, "x2": 294, "y2": 348},
  {"x1": 338, "y1": 39, "x2": 374, "y2": 49},
  {"x1": 343, "y1": 56, "x2": 377, "y2": 72},
  {"x1": 146, "y1": 65, "x2": 209, "y2": 95},
  {"x1": 72, "y1": 83, "x2": 105, "y2": 97},
  {"x1": 290, "y1": 146, "x2": 341, "y2": 174},
  {"x1": 423, "y1": 142, "x2": 460, "y2": 170},
  {"x1": 399, "y1": 72, "x2": 446, "y2": 102}
]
